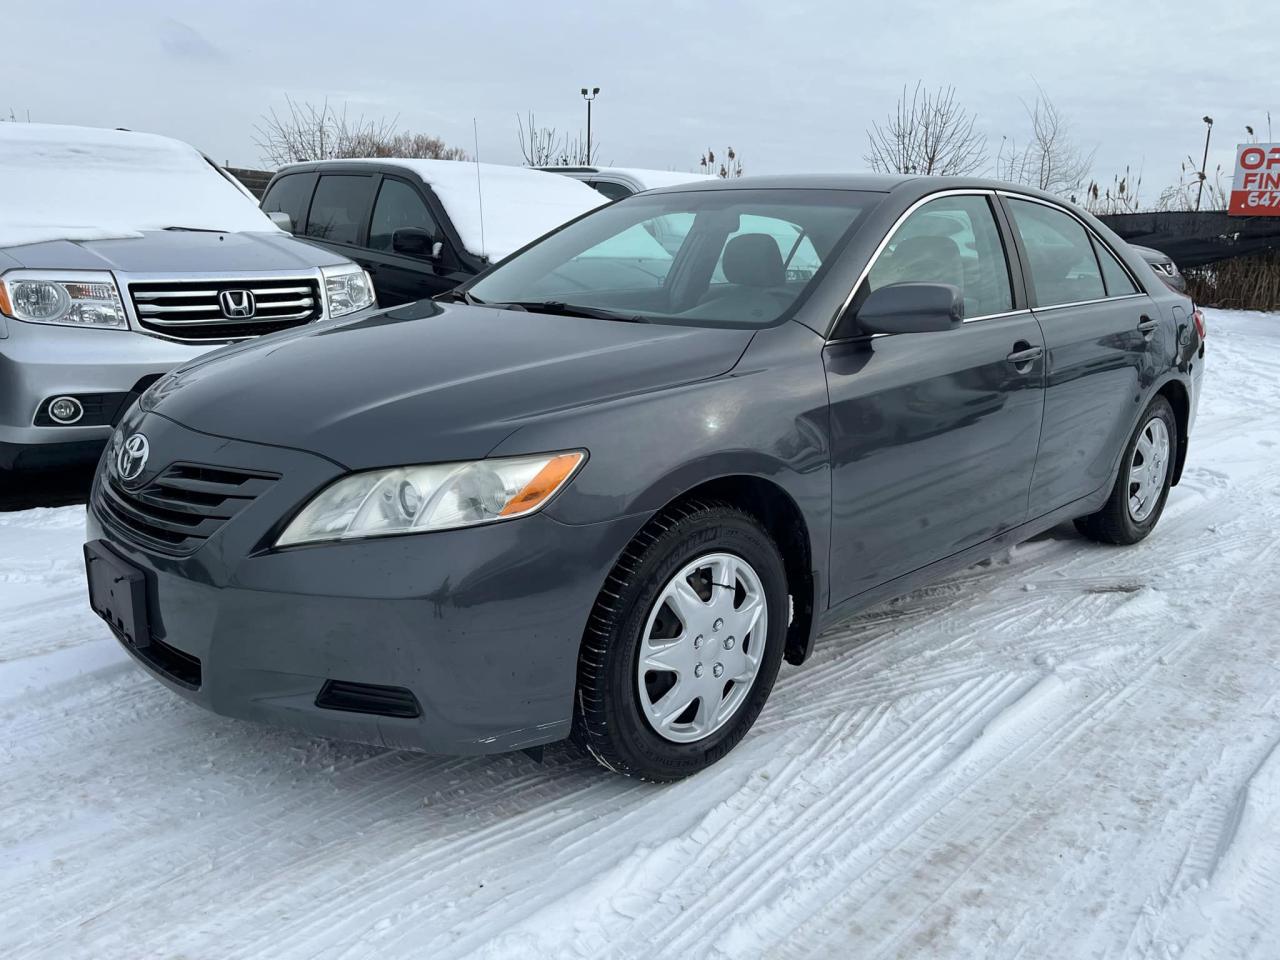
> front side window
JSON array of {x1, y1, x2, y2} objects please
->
[
  {"x1": 865, "y1": 194, "x2": 1013, "y2": 320},
  {"x1": 1006, "y1": 198, "x2": 1105, "y2": 307},
  {"x1": 468, "y1": 189, "x2": 879, "y2": 328},
  {"x1": 260, "y1": 174, "x2": 314, "y2": 233},
  {"x1": 369, "y1": 178, "x2": 439, "y2": 252},
  {"x1": 304, "y1": 175, "x2": 376, "y2": 246}
]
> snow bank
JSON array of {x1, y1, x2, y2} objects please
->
[
  {"x1": 322, "y1": 158, "x2": 606, "y2": 260},
  {"x1": 0, "y1": 122, "x2": 278, "y2": 249}
]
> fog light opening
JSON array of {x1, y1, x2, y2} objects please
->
[{"x1": 47, "y1": 396, "x2": 84, "y2": 425}]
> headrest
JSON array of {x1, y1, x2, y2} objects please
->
[{"x1": 722, "y1": 233, "x2": 785, "y2": 287}]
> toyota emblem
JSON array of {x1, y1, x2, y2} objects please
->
[{"x1": 116, "y1": 433, "x2": 150, "y2": 483}]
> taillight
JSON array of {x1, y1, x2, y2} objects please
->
[{"x1": 1192, "y1": 308, "x2": 1206, "y2": 339}]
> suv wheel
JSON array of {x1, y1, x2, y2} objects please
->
[{"x1": 573, "y1": 500, "x2": 788, "y2": 781}]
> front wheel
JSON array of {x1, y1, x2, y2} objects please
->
[
  {"x1": 573, "y1": 500, "x2": 788, "y2": 781},
  {"x1": 1075, "y1": 395, "x2": 1178, "y2": 545}
]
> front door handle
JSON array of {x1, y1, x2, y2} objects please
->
[
  {"x1": 1006, "y1": 343, "x2": 1044, "y2": 367},
  {"x1": 1138, "y1": 315, "x2": 1159, "y2": 337}
]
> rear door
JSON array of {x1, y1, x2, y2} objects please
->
[
  {"x1": 824, "y1": 191, "x2": 1046, "y2": 603},
  {"x1": 1000, "y1": 194, "x2": 1159, "y2": 516}
]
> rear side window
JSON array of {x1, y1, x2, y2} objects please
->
[
  {"x1": 1092, "y1": 237, "x2": 1139, "y2": 296},
  {"x1": 866, "y1": 194, "x2": 1013, "y2": 319},
  {"x1": 305, "y1": 175, "x2": 376, "y2": 246},
  {"x1": 369, "y1": 178, "x2": 440, "y2": 252},
  {"x1": 1006, "y1": 198, "x2": 1105, "y2": 307},
  {"x1": 260, "y1": 174, "x2": 314, "y2": 233}
]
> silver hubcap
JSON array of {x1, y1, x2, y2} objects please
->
[
  {"x1": 637, "y1": 552, "x2": 768, "y2": 743},
  {"x1": 1128, "y1": 416, "x2": 1170, "y2": 522}
]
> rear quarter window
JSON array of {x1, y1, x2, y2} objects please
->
[{"x1": 260, "y1": 173, "x2": 316, "y2": 233}]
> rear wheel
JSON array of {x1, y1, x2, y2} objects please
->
[
  {"x1": 1075, "y1": 396, "x2": 1177, "y2": 545},
  {"x1": 573, "y1": 500, "x2": 788, "y2": 781}
]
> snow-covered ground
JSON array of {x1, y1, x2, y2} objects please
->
[{"x1": 3, "y1": 309, "x2": 1278, "y2": 960}]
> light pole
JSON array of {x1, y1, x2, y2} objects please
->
[
  {"x1": 1196, "y1": 115, "x2": 1214, "y2": 211},
  {"x1": 580, "y1": 87, "x2": 599, "y2": 164}
]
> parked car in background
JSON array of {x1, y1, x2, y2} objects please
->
[
  {"x1": 539, "y1": 165, "x2": 715, "y2": 200},
  {"x1": 1132, "y1": 244, "x2": 1186, "y2": 292},
  {"x1": 86, "y1": 174, "x2": 1203, "y2": 781},
  {"x1": 0, "y1": 123, "x2": 375, "y2": 474},
  {"x1": 261, "y1": 160, "x2": 606, "y2": 306}
]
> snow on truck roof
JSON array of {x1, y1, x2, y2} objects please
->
[
  {"x1": 0, "y1": 122, "x2": 278, "y2": 249},
  {"x1": 305, "y1": 158, "x2": 607, "y2": 260}
]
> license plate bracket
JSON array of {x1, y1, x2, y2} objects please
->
[{"x1": 84, "y1": 540, "x2": 151, "y2": 650}]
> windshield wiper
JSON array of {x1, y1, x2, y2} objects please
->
[
  {"x1": 162, "y1": 225, "x2": 226, "y2": 233},
  {"x1": 491, "y1": 300, "x2": 650, "y2": 323},
  {"x1": 434, "y1": 289, "x2": 486, "y2": 306}
]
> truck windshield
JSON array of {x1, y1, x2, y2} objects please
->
[{"x1": 467, "y1": 188, "x2": 881, "y2": 329}]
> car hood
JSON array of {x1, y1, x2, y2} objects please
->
[
  {"x1": 145, "y1": 301, "x2": 755, "y2": 468},
  {"x1": 0, "y1": 230, "x2": 352, "y2": 273}
]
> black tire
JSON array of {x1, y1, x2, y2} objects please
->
[
  {"x1": 1075, "y1": 395, "x2": 1178, "y2": 546},
  {"x1": 572, "y1": 499, "x2": 788, "y2": 781}
]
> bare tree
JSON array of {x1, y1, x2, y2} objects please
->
[
  {"x1": 517, "y1": 112, "x2": 564, "y2": 166},
  {"x1": 699, "y1": 147, "x2": 743, "y2": 178},
  {"x1": 516, "y1": 112, "x2": 599, "y2": 166},
  {"x1": 864, "y1": 83, "x2": 987, "y2": 176},
  {"x1": 996, "y1": 92, "x2": 1095, "y2": 198},
  {"x1": 255, "y1": 96, "x2": 466, "y2": 166}
]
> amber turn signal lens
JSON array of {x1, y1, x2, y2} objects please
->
[{"x1": 500, "y1": 452, "x2": 584, "y2": 516}]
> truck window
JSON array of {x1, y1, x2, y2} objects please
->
[
  {"x1": 261, "y1": 173, "x2": 316, "y2": 234},
  {"x1": 304, "y1": 175, "x2": 376, "y2": 246}
]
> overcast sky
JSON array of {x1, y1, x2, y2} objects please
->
[{"x1": 2, "y1": 0, "x2": 1272, "y2": 200}]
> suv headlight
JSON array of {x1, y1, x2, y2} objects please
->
[
  {"x1": 0, "y1": 270, "x2": 127, "y2": 329},
  {"x1": 321, "y1": 264, "x2": 375, "y2": 318},
  {"x1": 276, "y1": 451, "x2": 585, "y2": 547}
]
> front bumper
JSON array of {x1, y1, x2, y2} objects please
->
[
  {"x1": 0, "y1": 316, "x2": 207, "y2": 468},
  {"x1": 87, "y1": 411, "x2": 642, "y2": 755}
]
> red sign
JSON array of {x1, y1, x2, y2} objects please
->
[{"x1": 1229, "y1": 143, "x2": 1280, "y2": 216}]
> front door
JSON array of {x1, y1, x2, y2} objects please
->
[
  {"x1": 362, "y1": 177, "x2": 460, "y2": 306},
  {"x1": 1000, "y1": 195, "x2": 1160, "y2": 515},
  {"x1": 825, "y1": 192, "x2": 1046, "y2": 603}
]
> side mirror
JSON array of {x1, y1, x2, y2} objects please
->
[
  {"x1": 855, "y1": 282, "x2": 964, "y2": 335},
  {"x1": 392, "y1": 227, "x2": 441, "y2": 260},
  {"x1": 267, "y1": 210, "x2": 293, "y2": 232}
]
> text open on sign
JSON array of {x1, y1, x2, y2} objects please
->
[{"x1": 1230, "y1": 142, "x2": 1280, "y2": 216}]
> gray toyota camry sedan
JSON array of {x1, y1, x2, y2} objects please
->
[{"x1": 85, "y1": 174, "x2": 1205, "y2": 780}]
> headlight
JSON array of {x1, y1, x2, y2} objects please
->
[
  {"x1": 276, "y1": 451, "x2": 586, "y2": 547},
  {"x1": 0, "y1": 270, "x2": 127, "y2": 329},
  {"x1": 321, "y1": 264, "x2": 375, "y2": 318}
]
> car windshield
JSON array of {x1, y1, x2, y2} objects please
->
[{"x1": 466, "y1": 188, "x2": 881, "y2": 328}]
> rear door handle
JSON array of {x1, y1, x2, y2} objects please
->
[
  {"x1": 1138, "y1": 316, "x2": 1159, "y2": 336},
  {"x1": 1006, "y1": 345, "x2": 1044, "y2": 366}
]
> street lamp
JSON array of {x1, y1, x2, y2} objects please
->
[
  {"x1": 580, "y1": 87, "x2": 599, "y2": 164},
  {"x1": 1196, "y1": 115, "x2": 1214, "y2": 212}
]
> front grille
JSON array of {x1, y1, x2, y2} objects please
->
[
  {"x1": 94, "y1": 462, "x2": 278, "y2": 555},
  {"x1": 128, "y1": 277, "x2": 322, "y2": 343}
]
